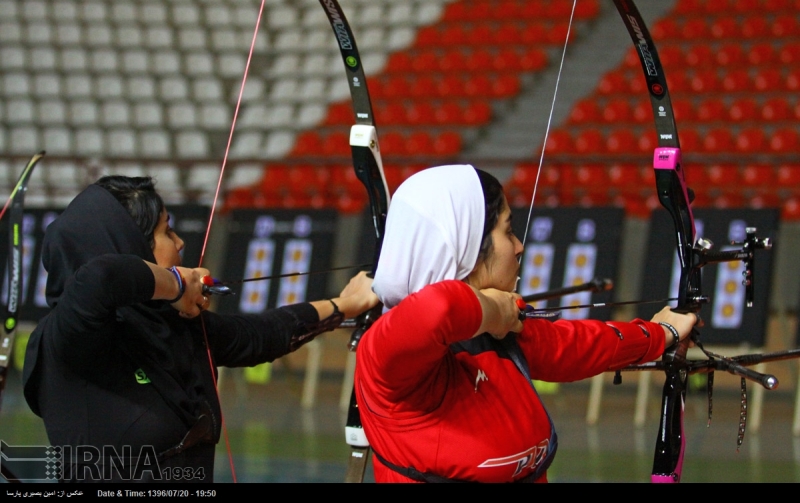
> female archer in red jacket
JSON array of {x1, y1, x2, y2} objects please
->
[{"x1": 354, "y1": 164, "x2": 696, "y2": 483}]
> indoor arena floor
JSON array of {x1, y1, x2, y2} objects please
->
[{"x1": 3, "y1": 353, "x2": 799, "y2": 484}]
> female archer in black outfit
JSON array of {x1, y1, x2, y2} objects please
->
[{"x1": 23, "y1": 176, "x2": 378, "y2": 482}]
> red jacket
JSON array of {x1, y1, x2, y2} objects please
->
[{"x1": 355, "y1": 280, "x2": 665, "y2": 483}]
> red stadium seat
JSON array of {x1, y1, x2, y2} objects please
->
[
  {"x1": 437, "y1": 49, "x2": 467, "y2": 72},
  {"x1": 733, "y1": 0, "x2": 762, "y2": 13},
  {"x1": 652, "y1": 18, "x2": 680, "y2": 40},
  {"x1": 381, "y1": 75, "x2": 410, "y2": 99},
  {"x1": 375, "y1": 102, "x2": 406, "y2": 125},
  {"x1": 415, "y1": 26, "x2": 439, "y2": 47},
  {"x1": 380, "y1": 131, "x2": 406, "y2": 156},
  {"x1": 597, "y1": 72, "x2": 629, "y2": 95},
  {"x1": 678, "y1": 128, "x2": 701, "y2": 153},
  {"x1": 324, "y1": 102, "x2": 352, "y2": 126},
  {"x1": 574, "y1": 0, "x2": 600, "y2": 19},
  {"x1": 636, "y1": 130, "x2": 658, "y2": 153},
  {"x1": 493, "y1": 2, "x2": 521, "y2": 21},
  {"x1": 321, "y1": 131, "x2": 350, "y2": 156},
  {"x1": 607, "y1": 163, "x2": 648, "y2": 191},
  {"x1": 779, "y1": 42, "x2": 800, "y2": 65},
  {"x1": 712, "y1": 191, "x2": 745, "y2": 209},
  {"x1": 519, "y1": 23, "x2": 551, "y2": 44},
  {"x1": 721, "y1": 68, "x2": 752, "y2": 93},
  {"x1": 436, "y1": 74, "x2": 466, "y2": 98},
  {"x1": 685, "y1": 45, "x2": 714, "y2": 67},
  {"x1": 728, "y1": 98, "x2": 759, "y2": 122},
  {"x1": 741, "y1": 16, "x2": 770, "y2": 37},
  {"x1": 658, "y1": 44, "x2": 685, "y2": 68},
  {"x1": 287, "y1": 165, "x2": 328, "y2": 198},
  {"x1": 747, "y1": 191, "x2": 781, "y2": 210},
  {"x1": 406, "y1": 102, "x2": 436, "y2": 126},
  {"x1": 761, "y1": 97, "x2": 792, "y2": 121},
  {"x1": 702, "y1": 129, "x2": 734, "y2": 153},
  {"x1": 602, "y1": 99, "x2": 632, "y2": 123},
  {"x1": 333, "y1": 193, "x2": 366, "y2": 214},
  {"x1": 462, "y1": 101, "x2": 491, "y2": 125},
  {"x1": 494, "y1": 23, "x2": 523, "y2": 45},
  {"x1": 260, "y1": 165, "x2": 290, "y2": 198},
  {"x1": 441, "y1": 24, "x2": 469, "y2": 46},
  {"x1": 671, "y1": 99, "x2": 695, "y2": 122},
  {"x1": 491, "y1": 74, "x2": 520, "y2": 97},
  {"x1": 406, "y1": 131, "x2": 433, "y2": 155},
  {"x1": 411, "y1": 51, "x2": 440, "y2": 73},
  {"x1": 519, "y1": 48, "x2": 548, "y2": 72},
  {"x1": 771, "y1": 17, "x2": 798, "y2": 37},
  {"x1": 715, "y1": 43, "x2": 744, "y2": 66},
  {"x1": 386, "y1": 52, "x2": 412, "y2": 73},
  {"x1": 225, "y1": 187, "x2": 257, "y2": 210},
  {"x1": 441, "y1": 2, "x2": 469, "y2": 22},
  {"x1": 753, "y1": 68, "x2": 783, "y2": 92},
  {"x1": 681, "y1": 19, "x2": 710, "y2": 40},
  {"x1": 674, "y1": 0, "x2": 705, "y2": 16},
  {"x1": 742, "y1": 164, "x2": 775, "y2": 187},
  {"x1": 291, "y1": 131, "x2": 322, "y2": 156},
  {"x1": 710, "y1": 17, "x2": 740, "y2": 39},
  {"x1": 630, "y1": 100, "x2": 652, "y2": 123},
  {"x1": 787, "y1": 68, "x2": 800, "y2": 91},
  {"x1": 704, "y1": 164, "x2": 740, "y2": 186},
  {"x1": 568, "y1": 99, "x2": 601, "y2": 124},
  {"x1": 434, "y1": 102, "x2": 462, "y2": 125},
  {"x1": 689, "y1": 69, "x2": 720, "y2": 93},
  {"x1": 777, "y1": 164, "x2": 800, "y2": 188},
  {"x1": 464, "y1": 74, "x2": 493, "y2": 97},
  {"x1": 770, "y1": 128, "x2": 799, "y2": 153},
  {"x1": 543, "y1": 130, "x2": 573, "y2": 154},
  {"x1": 574, "y1": 129, "x2": 604, "y2": 154},
  {"x1": 665, "y1": 68, "x2": 691, "y2": 93},
  {"x1": 433, "y1": 131, "x2": 462, "y2": 155},
  {"x1": 493, "y1": 48, "x2": 521, "y2": 72},
  {"x1": 465, "y1": 49, "x2": 493, "y2": 72},
  {"x1": 696, "y1": 98, "x2": 727, "y2": 122},
  {"x1": 747, "y1": 43, "x2": 776, "y2": 66},
  {"x1": 470, "y1": 26, "x2": 494, "y2": 46},
  {"x1": 735, "y1": 128, "x2": 767, "y2": 153},
  {"x1": 545, "y1": 23, "x2": 574, "y2": 45},
  {"x1": 408, "y1": 74, "x2": 438, "y2": 98},
  {"x1": 606, "y1": 129, "x2": 638, "y2": 154}
]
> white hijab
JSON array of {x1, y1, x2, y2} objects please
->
[{"x1": 373, "y1": 164, "x2": 485, "y2": 309}]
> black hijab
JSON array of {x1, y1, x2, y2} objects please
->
[{"x1": 24, "y1": 184, "x2": 218, "y2": 437}]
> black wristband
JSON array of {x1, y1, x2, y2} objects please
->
[
  {"x1": 167, "y1": 266, "x2": 185, "y2": 303},
  {"x1": 659, "y1": 321, "x2": 680, "y2": 346}
]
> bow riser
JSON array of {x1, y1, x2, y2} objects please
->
[{"x1": 318, "y1": 0, "x2": 390, "y2": 483}]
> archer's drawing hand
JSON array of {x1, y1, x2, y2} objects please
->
[
  {"x1": 474, "y1": 288, "x2": 524, "y2": 340},
  {"x1": 175, "y1": 266, "x2": 211, "y2": 319},
  {"x1": 333, "y1": 271, "x2": 380, "y2": 319},
  {"x1": 650, "y1": 306, "x2": 697, "y2": 349}
]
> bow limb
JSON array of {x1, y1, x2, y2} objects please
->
[
  {"x1": 0, "y1": 151, "x2": 42, "y2": 483},
  {"x1": 0, "y1": 152, "x2": 42, "y2": 398},
  {"x1": 319, "y1": 0, "x2": 390, "y2": 483},
  {"x1": 613, "y1": 0, "x2": 697, "y2": 483}
]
